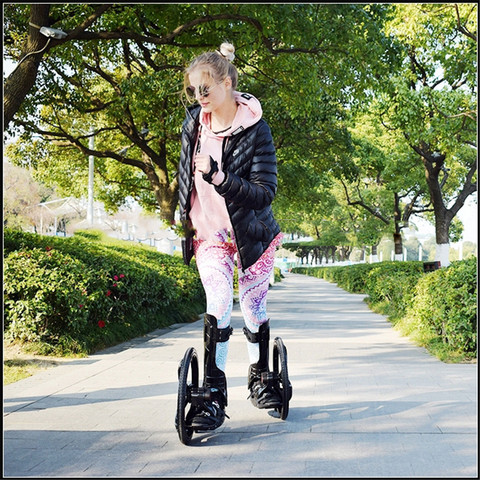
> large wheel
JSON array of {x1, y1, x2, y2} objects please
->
[
  {"x1": 273, "y1": 337, "x2": 292, "y2": 420},
  {"x1": 176, "y1": 347, "x2": 199, "y2": 445}
]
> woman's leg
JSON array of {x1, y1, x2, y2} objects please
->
[
  {"x1": 194, "y1": 240, "x2": 236, "y2": 371},
  {"x1": 190, "y1": 240, "x2": 237, "y2": 429},
  {"x1": 238, "y1": 244, "x2": 277, "y2": 364},
  {"x1": 238, "y1": 241, "x2": 283, "y2": 408}
]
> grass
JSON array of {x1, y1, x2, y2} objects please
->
[
  {"x1": 392, "y1": 314, "x2": 477, "y2": 364},
  {"x1": 3, "y1": 359, "x2": 56, "y2": 385},
  {"x1": 3, "y1": 342, "x2": 75, "y2": 385},
  {"x1": 367, "y1": 300, "x2": 477, "y2": 364}
]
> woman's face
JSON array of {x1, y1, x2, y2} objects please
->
[{"x1": 188, "y1": 69, "x2": 231, "y2": 114}]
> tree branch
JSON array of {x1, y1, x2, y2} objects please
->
[
  {"x1": 454, "y1": 4, "x2": 477, "y2": 42},
  {"x1": 66, "y1": 4, "x2": 114, "y2": 39},
  {"x1": 340, "y1": 178, "x2": 390, "y2": 224}
]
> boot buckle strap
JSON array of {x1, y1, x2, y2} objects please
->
[{"x1": 217, "y1": 325, "x2": 233, "y2": 342}]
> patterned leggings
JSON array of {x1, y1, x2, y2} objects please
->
[{"x1": 194, "y1": 233, "x2": 282, "y2": 372}]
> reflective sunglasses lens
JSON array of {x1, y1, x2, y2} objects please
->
[
  {"x1": 186, "y1": 84, "x2": 213, "y2": 100},
  {"x1": 198, "y1": 85, "x2": 210, "y2": 97}
]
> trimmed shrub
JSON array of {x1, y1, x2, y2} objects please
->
[
  {"x1": 407, "y1": 258, "x2": 477, "y2": 353},
  {"x1": 3, "y1": 228, "x2": 205, "y2": 355},
  {"x1": 4, "y1": 248, "x2": 93, "y2": 343},
  {"x1": 363, "y1": 262, "x2": 424, "y2": 318}
]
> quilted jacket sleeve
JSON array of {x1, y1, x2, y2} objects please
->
[{"x1": 214, "y1": 120, "x2": 277, "y2": 211}]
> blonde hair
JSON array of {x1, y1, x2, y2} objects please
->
[{"x1": 184, "y1": 42, "x2": 238, "y2": 100}]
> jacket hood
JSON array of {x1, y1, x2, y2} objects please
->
[{"x1": 200, "y1": 91, "x2": 263, "y2": 137}]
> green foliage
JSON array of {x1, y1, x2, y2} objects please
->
[
  {"x1": 274, "y1": 267, "x2": 283, "y2": 284},
  {"x1": 5, "y1": 3, "x2": 398, "y2": 224},
  {"x1": 406, "y1": 258, "x2": 477, "y2": 354},
  {"x1": 363, "y1": 262, "x2": 424, "y2": 317},
  {"x1": 4, "y1": 248, "x2": 92, "y2": 345},
  {"x1": 325, "y1": 263, "x2": 378, "y2": 293},
  {"x1": 292, "y1": 258, "x2": 477, "y2": 361},
  {"x1": 3, "y1": 228, "x2": 205, "y2": 355},
  {"x1": 377, "y1": 4, "x2": 477, "y2": 246},
  {"x1": 4, "y1": 4, "x2": 476, "y2": 262}
]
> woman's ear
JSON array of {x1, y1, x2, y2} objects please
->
[{"x1": 224, "y1": 76, "x2": 232, "y2": 89}]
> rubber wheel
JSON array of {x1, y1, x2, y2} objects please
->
[
  {"x1": 176, "y1": 347, "x2": 199, "y2": 445},
  {"x1": 273, "y1": 337, "x2": 292, "y2": 420}
]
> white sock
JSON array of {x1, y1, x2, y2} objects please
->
[
  {"x1": 247, "y1": 341, "x2": 260, "y2": 364},
  {"x1": 215, "y1": 341, "x2": 229, "y2": 372}
]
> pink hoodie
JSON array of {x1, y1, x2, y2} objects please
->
[{"x1": 189, "y1": 92, "x2": 263, "y2": 242}]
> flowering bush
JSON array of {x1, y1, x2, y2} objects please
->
[
  {"x1": 4, "y1": 247, "x2": 96, "y2": 353},
  {"x1": 3, "y1": 228, "x2": 205, "y2": 355}
]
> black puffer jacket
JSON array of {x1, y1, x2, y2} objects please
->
[{"x1": 178, "y1": 104, "x2": 281, "y2": 271}]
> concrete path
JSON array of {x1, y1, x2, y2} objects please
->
[{"x1": 3, "y1": 273, "x2": 477, "y2": 477}]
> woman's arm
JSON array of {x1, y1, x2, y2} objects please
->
[{"x1": 214, "y1": 121, "x2": 277, "y2": 210}]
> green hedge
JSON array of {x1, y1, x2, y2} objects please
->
[
  {"x1": 3, "y1": 229, "x2": 206, "y2": 355},
  {"x1": 292, "y1": 259, "x2": 477, "y2": 359},
  {"x1": 292, "y1": 261, "x2": 425, "y2": 294},
  {"x1": 363, "y1": 262, "x2": 424, "y2": 318},
  {"x1": 407, "y1": 258, "x2": 477, "y2": 354}
]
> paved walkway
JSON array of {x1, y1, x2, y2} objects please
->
[{"x1": 3, "y1": 273, "x2": 477, "y2": 478}]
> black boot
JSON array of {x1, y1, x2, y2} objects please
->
[
  {"x1": 191, "y1": 314, "x2": 233, "y2": 431},
  {"x1": 244, "y1": 320, "x2": 282, "y2": 409}
]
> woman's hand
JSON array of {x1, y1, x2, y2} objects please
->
[
  {"x1": 193, "y1": 154, "x2": 212, "y2": 175},
  {"x1": 194, "y1": 154, "x2": 219, "y2": 183}
]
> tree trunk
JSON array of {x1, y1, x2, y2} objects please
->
[
  {"x1": 393, "y1": 233, "x2": 403, "y2": 260},
  {"x1": 146, "y1": 172, "x2": 178, "y2": 224},
  {"x1": 4, "y1": 5, "x2": 51, "y2": 127},
  {"x1": 393, "y1": 192, "x2": 404, "y2": 260},
  {"x1": 418, "y1": 146, "x2": 453, "y2": 266},
  {"x1": 411, "y1": 142, "x2": 475, "y2": 267},
  {"x1": 434, "y1": 208, "x2": 452, "y2": 267},
  {"x1": 318, "y1": 249, "x2": 324, "y2": 265},
  {"x1": 141, "y1": 148, "x2": 178, "y2": 223}
]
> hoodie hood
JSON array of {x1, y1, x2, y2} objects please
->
[{"x1": 200, "y1": 91, "x2": 263, "y2": 137}]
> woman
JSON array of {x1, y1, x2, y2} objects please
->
[{"x1": 178, "y1": 42, "x2": 284, "y2": 431}]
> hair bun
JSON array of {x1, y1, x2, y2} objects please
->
[{"x1": 219, "y1": 42, "x2": 235, "y2": 62}]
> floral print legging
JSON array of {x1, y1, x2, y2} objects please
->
[{"x1": 193, "y1": 232, "x2": 282, "y2": 372}]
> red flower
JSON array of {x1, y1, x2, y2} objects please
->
[
  {"x1": 114, "y1": 275, "x2": 119, "y2": 281},
  {"x1": 45, "y1": 246, "x2": 53, "y2": 251},
  {"x1": 119, "y1": 274, "x2": 125, "y2": 278},
  {"x1": 106, "y1": 290, "x2": 112, "y2": 296},
  {"x1": 98, "y1": 320, "x2": 105, "y2": 328},
  {"x1": 112, "y1": 283, "x2": 117, "y2": 287},
  {"x1": 78, "y1": 304, "x2": 84, "y2": 309}
]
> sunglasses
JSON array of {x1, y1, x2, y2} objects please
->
[{"x1": 186, "y1": 82, "x2": 220, "y2": 100}]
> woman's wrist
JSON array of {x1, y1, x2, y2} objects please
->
[
  {"x1": 211, "y1": 170, "x2": 225, "y2": 185},
  {"x1": 201, "y1": 156, "x2": 219, "y2": 183}
]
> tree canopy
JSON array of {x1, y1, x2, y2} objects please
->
[
  {"x1": 4, "y1": 4, "x2": 477, "y2": 261},
  {"x1": 379, "y1": 3, "x2": 477, "y2": 258},
  {"x1": 4, "y1": 4, "x2": 396, "y2": 220}
]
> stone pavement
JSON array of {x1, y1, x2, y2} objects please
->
[{"x1": 3, "y1": 273, "x2": 477, "y2": 478}]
